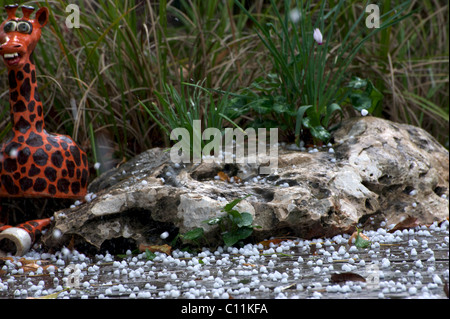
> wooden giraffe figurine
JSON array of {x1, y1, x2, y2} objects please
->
[{"x1": 0, "y1": 5, "x2": 89, "y2": 256}]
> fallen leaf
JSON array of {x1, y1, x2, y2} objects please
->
[
  {"x1": 281, "y1": 283, "x2": 297, "y2": 291},
  {"x1": 388, "y1": 215, "x2": 419, "y2": 233},
  {"x1": 231, "y1": 176, "x2": 242, "y2": 184},
  {"x1": 27, "y1": 288, "x2": 69, "y2": 299},
  {"x1": 22, "y1": 263, "x2": 41, "y2": 272},
  {"x1": 138, "y1": 243, "x2": 172, "y2": 255},
  {"x1": 348, "y1": 228, "x2": 370, "y2": 246},
  {"x1": 331, "y1": 272, "x2": 366, "y2": 284},
  {"x1": 217, "y1": 171, "x2": 230, "y2": 182}
]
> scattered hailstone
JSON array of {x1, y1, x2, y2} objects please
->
[
  {"x1": 289, "y1": 8, "x2": 301, "y2": 23},
  {"x1": 361, "y1": 109, "x2": 369, "y2": 116},
  {"x1": 53, "y1": 228, "x2": 62, "y2": 240},
  {"x1": 85, "y1": 192, "x2": 97, "y2": 203},
  {"x1": 94, "y1": 162, "x2": 101, "y2": 170},
  {"x1": 160, "y1": 231, "x2": 169, "y2": 240}
]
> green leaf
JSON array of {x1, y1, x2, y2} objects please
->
[
  {"x1": 223, "y1": 195, "x2": 251, "y2": 212},
  {"x1": 227, "y1": 209, "x2": 243, "y2": 224},
  {"x1": 145, "y1": 249, "x2": 157, "y2": 260},
  {"x1": 302, "y1": 117, "x2": 331, "y2": 142},
  {"x1": 183, "y1": 227, "x2": 204, "y2": 241},
  {"x1": 354, "y1": 228, "x2": 371, "y2": 248},
  {"x1": 294, "y1": 105, "x2": 313, "y2": 142},
  {"x1": 324, "y1": 103, "x2": 343, "y2": 127},
  {"x1": 223, "y1": 227, "x2": 254, "y2": 247},
  {"x1": 347, "y1": 77, "x2": 367, "y2": 89},
  {"x1": 350, "y1": 92, "x2": 372, "y2": 111},
  {"x1": 237, "y1": 212, "x2": 254, "y2": 228}
]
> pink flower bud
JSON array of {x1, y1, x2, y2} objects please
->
[{"x1": 313, "y1": 28, "x2": 323, "y2": 45}]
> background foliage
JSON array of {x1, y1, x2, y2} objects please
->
[{"x1": 0, "y1": 0, "x2": 448, "y2": 178}]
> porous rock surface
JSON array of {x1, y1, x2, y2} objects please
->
[{"x1": 43, "y1": 117, "x2": 449, "y2": 249}]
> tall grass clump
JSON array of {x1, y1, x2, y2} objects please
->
[{"x1": 231, "y1": 0, "x2": 412, "y2": 144}]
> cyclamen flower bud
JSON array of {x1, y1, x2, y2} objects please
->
[{"x1": 313, "y1": 28, "x2": 323, "y2": 45}]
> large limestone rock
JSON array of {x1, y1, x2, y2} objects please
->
[{"x1": 42, "y1": 117, "x2": 449, "y2": 250}]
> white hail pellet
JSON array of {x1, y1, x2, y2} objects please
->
[{"x1": 160, "y1": 231, "x2": 169, "y2": 239}]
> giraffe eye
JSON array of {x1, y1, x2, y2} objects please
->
[
  {"x1": 17, "y1": 21, "x2": 32, "y2": 34},
  {"x1": 4, "y1": 21, "x2": 17, "y2": 32}
]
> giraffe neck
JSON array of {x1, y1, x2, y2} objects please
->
[{"x1": 8, "y1": 59, "x2": 45, "y2": 135}]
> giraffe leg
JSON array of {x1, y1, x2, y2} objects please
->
[
  {"x1": 0, "y1": 217, "x2": 52, "y2": 256},
  {"x1": 15, "y1": 218, "x2": 52, "y2": 243}
]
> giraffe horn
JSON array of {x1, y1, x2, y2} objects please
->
[
  {"x1": 21, "y1": 5, "x2": 35, "y2": 20},
  {"x1": 4, "y1": 4, "x2": 19, "y2": 20}
]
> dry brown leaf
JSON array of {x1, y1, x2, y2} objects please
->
[
  {"x1": 139, "y1": 243, "x2": 172, "y2": 256},
  {"x1": 231, "y1": 176, "x2": 242, "y2": 184},
  {"x1": 388, "y1": 215, "x2": 419, "y2": 233},
  {"x1": 217, "y1": 171, "x2": 230, "y2": 182},
  {"x1": 331, "y1": 272, "x2": 366, "y2": 284},
  {"x1": 216, "y1": 172, "x2": 241, "y2": 184}
]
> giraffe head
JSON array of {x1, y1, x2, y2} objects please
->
[{"x1": 0, "y1": 4, "x2": 48, "y2": 70}]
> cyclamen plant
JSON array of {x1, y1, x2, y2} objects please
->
[{"x1": 232, "y1": 0, "x2": 412, "y2": 144}]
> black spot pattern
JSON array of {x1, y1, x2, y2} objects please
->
[
  {"x1": 8, "y1": 70, "x2": 17, "y2": 89},
  {"x1": 15, "y1": 116, "x2": 31, "y2": 134},
  {"x1": 17, "y1": 147, "x2": 31, "y2": 165},
  {"x1": 44, "y1": 167, "x2": 57, "y2": 182},
  {"x1": 32, "y1": 148, "x2": 48, "y2": 166},
  {"x1": 20, "y1": 78, "x2": 31, "y2": 102},
  {"x1": 47, "y1": 137, "x2": 60, "y2": 148},
  {"x1": 3, "y1": 158, "x2": 17, "y2": 173},
  {"x1": 34, "y1": 89, "x2": 40, "y2": 102},
  {"x1": 28, "y1": 100, "x2": 35, "y2": 112},
  {"x1": 57, "y1": 178, "x2": 70, "y2": 193},
  {"x1": 51, "y1": 151, "x2": 64, "y2": 168},
  {"x1": 28, "y1": 164, "x2": 41, "y2": 177},
  {"x1": 48, "y1": 184, "x2": 56, "y2": 195},
  {"x1": 10, "y1": 90, "x2": 19, "y2": 102},
  {"x1": 66, "y1": 160, "x2": 75, "y2": 178},
  {"x1": 70, "y1": 145, "x2": 81, "y2": 166},
  {"x1": 19, "y1": 177, "x2": 33, "y2": 191},
  {"x1": 17, "y1": 71, "x2": 24, "y2": 81},
  {"x1": 2, "y1": 175, "x2": 19, "y2": 195},
  {"x1": 13, "y1": 100, "x2": 26, "y2": 113},
  {"x1": 33, "y1": 177, "x2": 47, "y2": 192},
  {"x1": 71, "y1": 182, "x2": 81, "y2": 194},
  {"x1": 35, "y1": 120, "x2": 43, "y2": 132},
  {"x1": 81, "y1": 169, "x2": 88, "y2": 187},
  {"x1": 26, "y1": 131, "x2": 44, "y2": 147}
]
